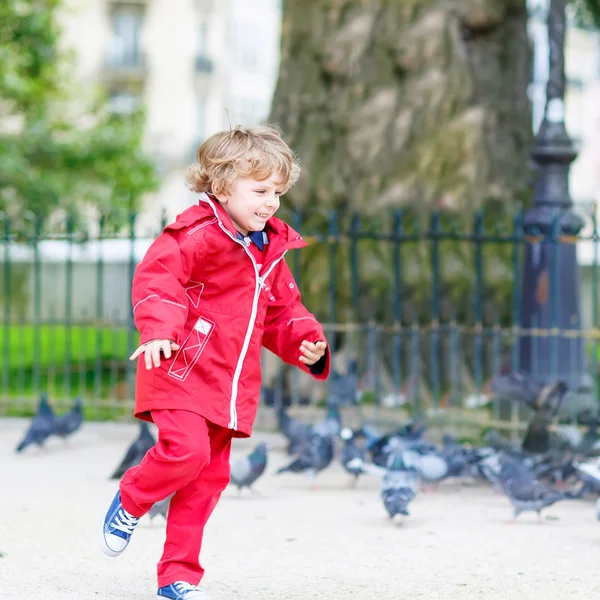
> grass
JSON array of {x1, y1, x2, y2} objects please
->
[
  {"x1": 0, "y1": 323, "x2": 139, "y2": 420},
  {"x1": 0, "y1": 324, "x2": 138, "y2": 370}
]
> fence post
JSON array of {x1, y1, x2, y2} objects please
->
[
  {"x1": 350, "y1": 212, "x2": 360, "y2": 321},
  {"x1": 126, "y1": 211, "x2": 138, "y2": 400},
  {"x1": 473, "y1": 211, "x2": 484, "y2": 401},
  {"x1": 32, "y1": 215, "x2": 43, "y2": 395},
  {"x1": 1, "y1": 216, "x2": 10, "y2": 404},
  {"x1": 429, "y1": 211, "x2": 440, "y2": 410},
  {"x1": 392, "y1": 209, "x2": 403, "y2": 401},
  {"x1": 511, "y1": 211, "x2": 523, "y2": 374},
  {"x1": 550, "y1": 213, "x2": 560, "y2": 380},
  {"x1": 64, "y1": 214, "x2": 74, "y2": 401},
  {"x1": 94, "y1": 214, "x2": 106, "y2": 406},
  {"x1": 410, "y1": 321, "x2": 421, "y2": 418},
  {"x1": 592, "y1": 206, "x2": 599, "y2": 403}
]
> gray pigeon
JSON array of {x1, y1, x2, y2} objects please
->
[
  {"x1": 230, "y1": 442, "x2": 269, "y2": 494},
  {"x1": 499, "y1": 457, "x2": 574, "y2": 522},
  {"x1": 110, "y1": 421, "x2": 156, "y2": 480},
  {"x1": 277, "y1": 406, "x2": 313, "y2": 455},
  {"x1": 380, "y1": 454, "x2": 418, "y2": 520},
  {"x1": 277, "y1": 432, "x2": 335, "y2": 486},
  {"x1": 54, "y1": 397, "x2": 83, "y2": 441},
  {"x1": 400, "y1": 448, "x2": 448, "y2": 486},
  {"x1": 15, "y1": 393, "x2": 56, "y2": 453},
  {"x1": 149, "y1": 493, "x2": 174, "y2": 523},
  {"x1": 339, "y1": 428, "x2": 368, "y2": 485},
  {"x1": 312, "y1": 403, "x2": 342, "y2": 439}
]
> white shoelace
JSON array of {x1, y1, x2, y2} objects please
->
[
  {"x1": 111, "y1": 509, "x2": 139, "y2": 534},
  {"x1": 174, "y1": 582, "x2": 199, "y2": 594}
]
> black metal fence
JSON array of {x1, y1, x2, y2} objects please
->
[{"x1": 0, "y1": 206, "x2": 598, "y2": 429}]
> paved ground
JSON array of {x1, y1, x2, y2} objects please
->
[{"x1": 1, "y1": 418, "x2": 599, "y2": 600}]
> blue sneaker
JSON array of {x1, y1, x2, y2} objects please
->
[
  {"x1": 100, "y1": 491, "x2": 140, "y2": 557},
  {"x1": 157, "y1": 582, "x2": 212, "y2": 599}
]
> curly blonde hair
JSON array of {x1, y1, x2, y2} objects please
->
[{"x1": 185, "y1": 125, "x2": 301, "y2": 196}]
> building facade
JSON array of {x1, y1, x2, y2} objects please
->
[{"x1": 59, "y1": 0, "x2": 282, "y2": 231}]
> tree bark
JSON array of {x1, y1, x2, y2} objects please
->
[{"x1": 270, "y1": 0, "x2": 533, "y2": 212}]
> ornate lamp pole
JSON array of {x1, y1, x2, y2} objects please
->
[{"x1": 519, "y1": 0, "x2": 592, "y2": 404}]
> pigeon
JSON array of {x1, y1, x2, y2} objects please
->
[
  {"x1": 400, "y1": 448, "x2": 449, "y2": 487},
  {"x1": 491, "y1": 373, "x2": 567, "y2": 413},
  {"x1": 230, "y1": 442, "x2": 269, "y2": 494},
  {"x1": 148, "y1": 493, "x2": 174, "y2": 524},
  {"x1": 498, "y1": 456, "x2": 575, "y2": 522},
  {"x1": 574, "y1": 459, "x2": 600, "y2": 483},
  {"x1": 440, "y1": 434, "x2": 470, "y2": 478},
  {"x1": 354, "y1": 423, "x2": 384, "y2": 448},
  {"x1": 573, "y1": 459, "x2": 600, "y2": 494},
  {"x1": 54, "y1": 397, "x2": 84, "y2": 441},
  {"x1": 491, "y1": 372, "x2": 543, "y2": 410},
  {"x1": 368, "y1": 422, "x2": 426, "y2": 467},
  {"x1": 576, "y1": 420, "x2": 600, "y2": 456},
  {"x1": 312, "y1": 403, "x2": 342, "y2": 439},
  {"x1": 15, "y1": 393, "x2": 56, "y2": 453},
  {"x1": 276, "y1": 406, "x2": 313, "y2": 455},
  {"x1": 110, "y1": 421, "x2": 156, "y2": 480},
  {"x1": 380, "y1": 454, "x2": 418, "y2": 521},
  {"x1": 327, "y1": 359, "x2": 359, "y2": 405},
  {"x1": 482, "y1": 429, "x2": 520, "y2": 453},
  {"x1": 339, "y1": 428, "x2": 368, "y2": 485},
  {"x1": 276, "y1": 432, "x2": 335, "y2": 486},
  {"x1": 531, "y1": 451, "x2": 577, "y2": 488},
  {"x1": 473, "y1": 449, "x2": 507, "y2": 489}
]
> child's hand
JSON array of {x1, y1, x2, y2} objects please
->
[
  {"x1": 129, "y1": 339, "x2": 180, "y2": 370},
  {"x1": 299, "y1": 340, "x2": 327, "y2": 366}
]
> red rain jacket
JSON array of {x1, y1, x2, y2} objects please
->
[{"x1": 131, "y1": 194, "x2": 330, "y2": 436}]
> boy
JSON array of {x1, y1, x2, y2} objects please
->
[{"x1": 99, "y1": 125, "x2": 330, "y2": 600}]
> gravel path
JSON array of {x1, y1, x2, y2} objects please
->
[{"x1": 1, "y1": 418, "x2": 599, "y2": 600}]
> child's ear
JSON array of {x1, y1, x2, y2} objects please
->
[{"x1": 212, "y1": 179, "x2": 228, "y2": 203}]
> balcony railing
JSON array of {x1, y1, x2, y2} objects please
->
[
  {"x1": 106, "y1": 0, "x2": 149, "y2": 6},
  {"x1": 195, "y1": 0, "x2": 214, "y2": 13},
  {"x1": 102, "y1": 52, "x2": 148, "y2": 85},
  {"x1": 195, "y1": 55, "x2": 214, "y2": 74}
]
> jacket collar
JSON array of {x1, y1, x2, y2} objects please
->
[{"x1": 197, "y1": 193, "x2": 307, "y2": 250}]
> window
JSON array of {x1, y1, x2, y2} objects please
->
[
  {"x1": 108, "y1": 91, "x2": 140, "y2": 114},
  {"x1": 107, "y1": 6, "x2": 144, "y2": 67},
  {"x1": 231, "y1": 22, "x2": 262, "y2": 70},
  {"x1": 194, "y1": 21, "x2": 213, "y2": 73},
  {"x1": 197, "y1": 20, "x2": 208, "y2": 56},
  {"x1": 233, "y1": 97, "x2": 265, "y2": 126},
  {"x1": 197, "y1": 97, "x2": 207, "y2": 141},
  {"x1": 527, "y1": 0, "x2": 549, "y2": 19},
  {"x1": 530, "y1": 20, "x2": 549, "y2": 85}
]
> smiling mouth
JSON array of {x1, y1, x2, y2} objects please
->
[{"x1": 255, "y1": 213, "x2": 270, "y2": 218}]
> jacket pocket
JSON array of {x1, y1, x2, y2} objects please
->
[{"x1": 168, "y1": 316, "x2": 215, "y2": 381}]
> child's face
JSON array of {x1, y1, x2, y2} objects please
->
[{"x1": 217, "y1": 173, "x2": 283, "y2": 234}]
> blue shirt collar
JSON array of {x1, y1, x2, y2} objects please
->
[{"x1": 236, "y1": 230, "x2": 269, "y2": 251}]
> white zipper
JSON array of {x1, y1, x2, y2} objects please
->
[{"x1": 201, "y1": 196, "x2": 287, "y2": 430}]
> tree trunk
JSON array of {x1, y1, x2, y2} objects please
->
[{"x1": 270, "y1": 0, "x2": 533, "y2": 212}]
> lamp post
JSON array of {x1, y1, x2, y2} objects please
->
[{"x1": 519, "y1": 0, "x2": 592, "y2": 407}]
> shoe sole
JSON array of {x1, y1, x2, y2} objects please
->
[
  {"x1": 156, "y1": 596, "x2": 211, "y2": 600},
  {"x1": 99, "y1": 515, "x2": 125, "y2": 557}
]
